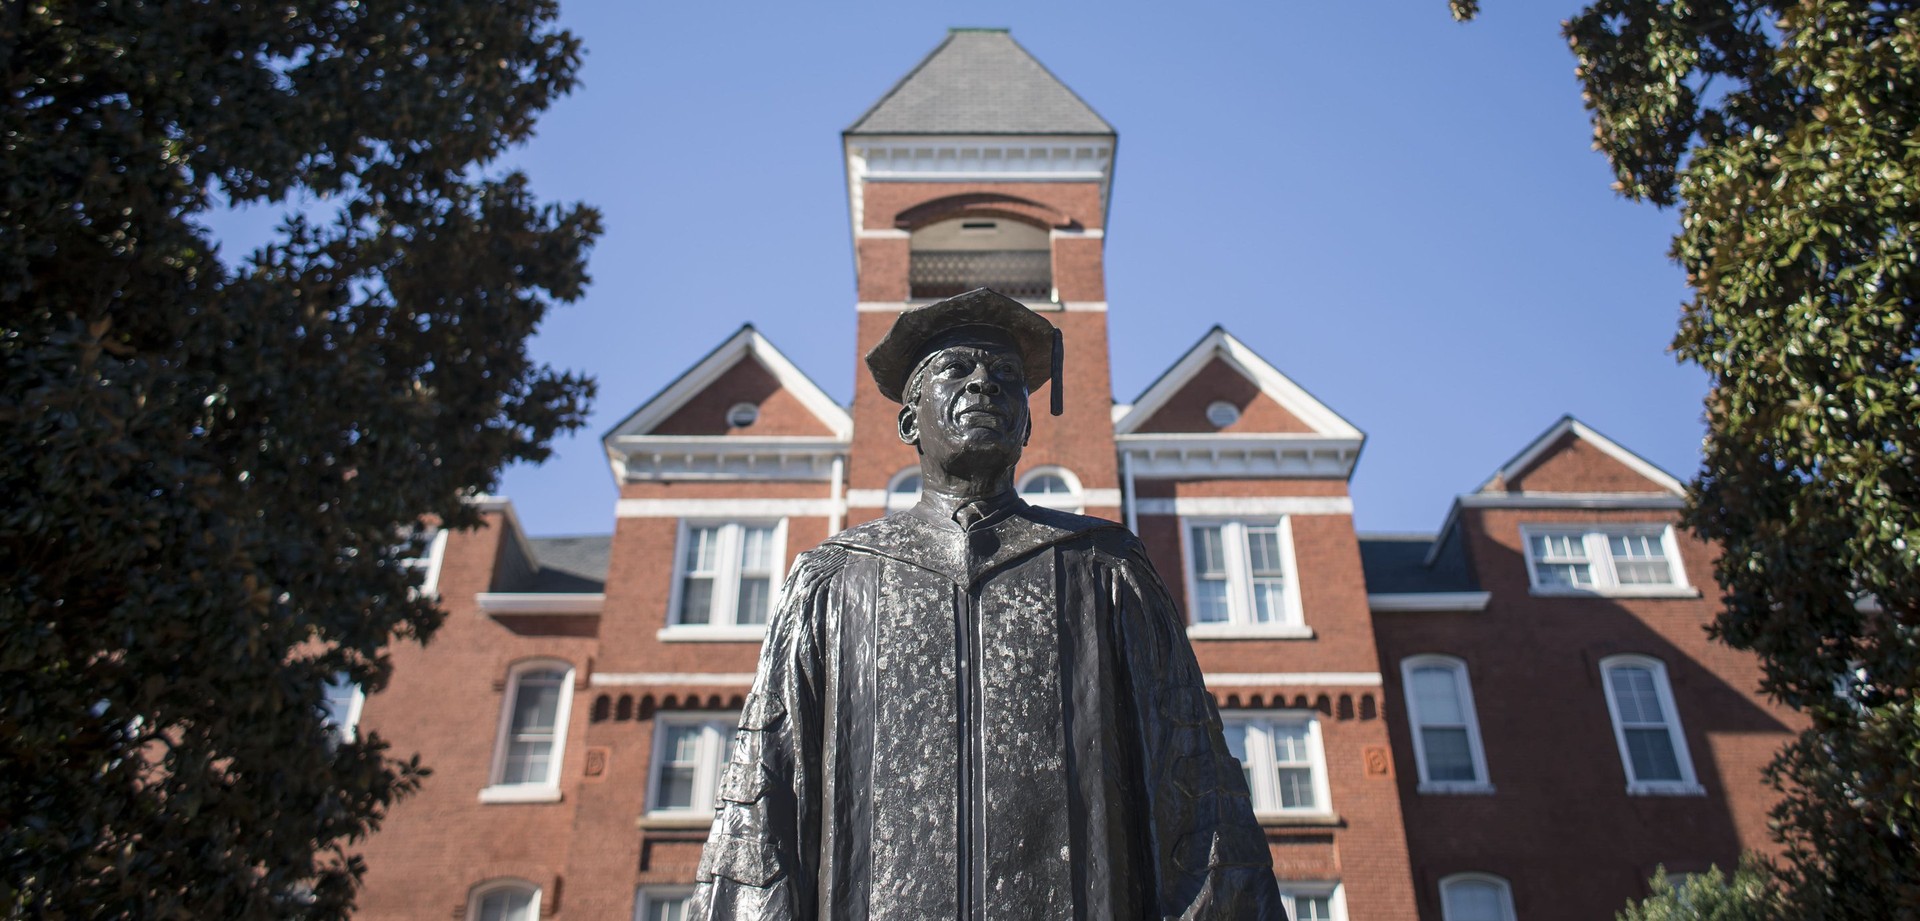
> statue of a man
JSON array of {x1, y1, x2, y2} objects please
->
[{"x1": 691, "y1": 289, "x2": 1285, "y2": 920}]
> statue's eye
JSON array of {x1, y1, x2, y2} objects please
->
[{"x1": 993, "y1": 361, "x2": 1019, "y2": 379}]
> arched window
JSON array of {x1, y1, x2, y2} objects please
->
[
  {"x1": 1599, "y1": 654, "x2": 1702, "y2": 795},
  {"x1": 1439, "y1": 873, "x2": 1515, "y2": 921},
  {"x1": 481, "y1": 659, "x2": 574, "y2": 803},
  {"x1": 886, "y1": 467, "x2": 923, "y2": 513},
  {"x1": 1017, "y1": 466, "x2": 1083, "y2": 513},
  {"x1": 469, "y1": 879, "x2": 539, "y2": 921},
  {"x1": 908, "y1": 216, "x2": 1052, "y2": 301},
  {"x1": 1400, "y1": 655, "x2": 1492, "y2": 792}
]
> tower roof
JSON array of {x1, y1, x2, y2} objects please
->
[{"x1": 847, "y1": 29, "x2": 1113, "y2": 136}]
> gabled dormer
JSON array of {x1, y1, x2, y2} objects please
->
[
  {"x1": 1473, "y1": 415, "x2": 1687, "y2": 498},
  {"x1": 601, "y1": 326, "x2": 850, "y2": 483},
  {"x1": 1115, "y1": 326, "x2": 1365, "y2": 480}
]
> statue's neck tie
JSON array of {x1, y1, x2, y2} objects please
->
[{"x1": 953, "y1": 501, "x2": 993, "y2": 531}]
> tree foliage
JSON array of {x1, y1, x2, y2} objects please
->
[
  {"x1": 1, "y1": 2, "x2": 598, "y2": 917},
  {"x1": 1617, "y1": 859, "x2": 1778, "y2": 921},
  {"x1": 1457, "y1": 1, "x2": 1919, "y2": 917}
]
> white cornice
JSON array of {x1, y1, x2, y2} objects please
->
[
  {"x1": 1457, "y1": 492, "x2": 1686, "y2": 509},
  {"x1": 1368, "y1": 592, "x2": 1492, "y2": 612},
  {"x1": 616, "y1": 497, "x2": 841, "y2": 518},
  {"x1": 1133, "y1": 496, "x2": 1354, "y2": 516},
  {"x1": 1117, "y1": 434, "x2": 1363, "y2": 480},
  {"x1": 475, "y1": 593, "x2": 605, "y2": 615},
  {"x1": 1202, "y1": 672, "x2": 1383, "y2": 687},
  {"x1": 847, "y1": 134, "x2": 1114, "y2": 183},
  {"x1": 606, "y1": 435, "x2": 848, "y2": 482},
  {"x1": 1115, "y1": 327, "x2": 1364, "y2": 440}
]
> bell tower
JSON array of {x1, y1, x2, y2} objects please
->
[{"x1": 840, "y1": 28, "x2": 1122, "y2": 524}]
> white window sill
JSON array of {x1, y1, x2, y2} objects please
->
[
  {"x1": 656, "y1": 625, "x2": 769, "y2": 642},
  {"x1": 1186, "y1": 624, "x2": 1314, "y2": 640},
  {"x1": 1627, "y1": 781, "x2": 1707, "y2": 797},
  {"x1": 1418, "y1": 781, "x2": 1496, "y2": 795},
  {"x1": 477, "y1": 784, "x2": 563, "y2": 804},
  {"x1": 1254, "y1": 811, "x2": 1340, "y2": 827},
  {"x1": 636, "y1": 812, "x2": 716, "y2": 830},
  {"x1": 1528, "y1": 585, "x2": 1701, "y2": 599}
]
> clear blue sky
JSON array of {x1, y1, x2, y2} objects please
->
[{"x1": 220, "y1": 0, "x2": 1705, "y2": 539}]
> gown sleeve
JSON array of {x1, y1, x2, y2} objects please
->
[
  {"x1": 1111, "y1": 538, "x2": 1289, "y2": 921},
  {"x1": 688, "y1": 546, "x2": 842, "y2": 921}
]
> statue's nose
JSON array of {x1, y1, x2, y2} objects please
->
[{"x1": 965, "y1": 377, "x2": 1000, "y2": 395}]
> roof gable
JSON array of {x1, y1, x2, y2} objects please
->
[
  {"x1": 1477, "y1": 416, "x2": 1685, "y2": 496},
  {"x1": 847, "y1": 29, "x2": 1113, "y2": 136},
  {"x1": 603, "y1": 326, "x2": 851, "y2": 442},
  {"x1": 1115, "y1": 327, "x2": 1362, "y2": 438}
]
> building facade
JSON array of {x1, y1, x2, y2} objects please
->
[{"x1": 350, "y1": 30, "x2": 1796, "y2": 921}]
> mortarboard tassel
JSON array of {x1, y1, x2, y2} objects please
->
[{"x1": 1050, "y1": 326, "x2": 1064, "y2": 416}]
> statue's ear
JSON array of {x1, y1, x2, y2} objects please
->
[{"x1": 897, "y1": 404, "x2": 919, "y2": 446}]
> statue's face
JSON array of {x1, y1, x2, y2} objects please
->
[{"x1": 899, "y1": 338, "x2": 1030, "y2": 480}]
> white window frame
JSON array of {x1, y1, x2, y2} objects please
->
[
  {"x1": 1180, "y1": 517, "x2": 1310, "y2": 638},
  {"x1": 1278, "y1": 881, "x2": 1348, "y2": 921},
  {"x1": 646, "y1": 713, "x2": 740, "y2": 819},
  {"x1": 467, "y1": 878, "x2": 541, "y2": 921},
  {"x1": 885, "y1": 466, "x2": 923, "y2": 513},
  {"x1": 1400, "y1": 655, "x2": 1494, "y2": 794},
  {"x1": 1598, "y1": 654, "x2": 1705, "y2": 796},
  {"x1": 321, "y1": 672, "x2": 366, "y2": 745},
  {"x1": 634, "y1": 885, "x2": 695, "y2": 921},
  {"x1": 1220, "y1": 710, "x2": 1334, "y2": 820},
  {"x1": 1017, "y1": 465, "x2": 1085, "y2": 513},
  {"x1": 1518, "y1": 524, "x2": 1694, "y2": 597},
  {"x1": 1438, "y1": 873, "x2": 1516, "y2": 921},
  {"x1": 479, "y1": 659, "x2": 574, "y2": 804},
  {"x1": 661, "y1": 519, "x2": 787, "y2": 641}
]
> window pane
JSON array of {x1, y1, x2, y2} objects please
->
[
  {"x1": 1626, "y1": 727, "x2": 1683, "y2": 781},
  {"x1": 1275, "y1": 767, "x2": 1316, "y2": 809},
  {"x1": 678, "y1": 577, "x2": 714, "y2": 625},
  {"x1": 1530, "y1": 532, "x2": 1585, "y2": 559},
  {"x1": 1286, "y1": 895, "x2": 1332, "y2": 921},
  {"x1": 1421, "y1": 727, "x2": 1477, "y2": 781},
  {"x1": 890, "y1": 474, "x2": 921, "y2": 495},
  {"x1": 502, "y1": 672, "x2": 562, "y2": 785},
  {"x1": 1609, "y1": 667, "x2": 1665, "y2": 724},
  {"x1": 1221, "y1": 722, "x2": 1254, "y2": 796},
  {"x1": 321, "y1": 673, "x2": 359, "y2": 741},
  {"x1": 656, "y1": 725, "x2": 704, "y2": 809},
  {"x1": 1246, "y1": 527, "x2": 1283, "y2": 575},
  {"x1": 1194, "y1": 579, "x2": 1230, "y2": 624},
  {"x1": 1411, "y1": 666, "x2": 1465, "y2": 725},
  {"x1": 478, "y1": 888, "x2": 534, "y2": 921},
  {"x1": 1443, "y1": 880, "x2": 1505, "y2": 921},
  {"x1": 1022, "y1": 474, "x2": 1070, "y2": 495},
  {"x1": 1192, "y1": 527, "x2": 1226, "y2": 575},
  {"x1": 1614, "y1": 560, "x2": 1674, "y2": 584},
  {"x1": 647, "y1": 895, "x2": 689, "y2": 921},
  {"x1": 1535, "y1": 562, "x2": 1593, "y2": 586},
  {"x1": 1250, "y1": 578, "x2": 1287, "y2": 623},
  {"x1": 735, "y1": 577, "x2": 771, "y2": 625},
  {"x1": 685, "y1": 527, "x2": 717, "y2": 572},
  {"x1": 502, "y1": 742, "x2": 550, "y2": 785},
  {"x1": 740, "y1": 526, "x2": 774, "y2": 572},
  {"x1": 1270, "y1": 723, "x2": 1311, "y2": 764}
]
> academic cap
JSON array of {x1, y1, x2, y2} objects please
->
[{"x1": 864, "y1": 287, "x2": 1065, "y2": 416}]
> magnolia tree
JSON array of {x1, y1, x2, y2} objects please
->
[
  {"x1": 1453, "y1": 1, "x2": 1919, "y2": 916},
  {"x1": 1, "y1": 2, "x2": 598, "y2": 917}
]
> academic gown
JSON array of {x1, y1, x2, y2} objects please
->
[{"x1": 690, "y1": 500, "x2": 1286, "y2": 921}]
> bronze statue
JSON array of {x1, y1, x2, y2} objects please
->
[{"x1": 690, "y1": 288, "x2": 1285, "y2": 920}]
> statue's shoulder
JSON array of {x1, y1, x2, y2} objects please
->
[{"x1": 1018, "y1": 505, "x2": 1140, "y2": 554}]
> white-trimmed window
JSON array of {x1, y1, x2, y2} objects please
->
[
  {"x1": 1400, "y1": 656, "x2": 1492, "y2": 793},
  {"x1": 480, "y1": 660, "x2": 574, "y2": 803},
  {"x1": 1220, "y1": 712, "x2": 1331, "y2": 818},
  {"x1": 321, "y1": 672, "x2": 365, "y2": 745},
  {"x1": 886, "y1": 468, "x2": 923, "y2": 513},
  {"x1": 635, "y1": 886, "x2": 693, "y2": 921},
  {"x1": 469, "y1": 880, "x2": 540, "y2": 921},
  {"x1": 1599, "y1": 655, "x2": 1703, "y2": 795},
  {"x1": 1519, "y1": 525, "x2": 1689, "y2": 595},
  {"x1": 670, "y1": 521, "x2": 785, "y2": 631},
  {"x1": 1279, "y1": 882, "x2": 1346, "y2": 921},
  {"x1": 648, "y1": 715, "x2": 738, "y2": 816},
  {"x1": 1183, "y1": 519, "x2": 1306, "y2": 635},
  {"x1": 1439, "y1": 873, "x2": 1516, "y2": 921},
  {"x1": 1018, "y1": 466, "x2": 1084, "y2": 513}
]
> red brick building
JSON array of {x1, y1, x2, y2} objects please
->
[{"x1": 349, "y1": 30, "x2": 1795, "y2": 921}]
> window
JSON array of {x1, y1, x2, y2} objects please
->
[
  {"x1": 671, "y1": 521, "x2": 784, "y2": 629},
  {"x1": 1519, "y1": 525, "x2": 1689, "y2": 595},
  {"x1": 635, "y1": 887, "x2": 693, "y2": 921},
  {"x1": 1439, "y1": 874, "x2": 1516, "y2": 921},
  {"x1": 321, "y1": 672, "x2": 364, "y2": 744},
  {"x1": 1205, "y1": 400, "x2": 1241, "y2": 428},
  {"x1": 1220, "y1": 713, "x2": 1331, "y2": 817},
  {"x1": 886, "y1": 467, "x2": 922, "y2": 513},
  {"x1": 1279, "y1": 883, "x2": 1346, "y2": 921},
  {"x1": 1018, "y1": 466, "x2": 1083, "y2": 513},
  {"x1": 648, "y1": 716, "x2": 737, "y2": 815},
  {"x1": 1184, "y1": 519, "x2": 1305, "y2": 634},
  {"x1": 725, "y1": 402, "x2": 759, "y2": 427},
  {"x1": 481, "y1": 661, "x2": 574, "y2": 803},
  {"x1": 1400, "y1": 656, "x2": 1492, "y2": 793},
  {"x1": 469, "y1": 881, "x2": 540, "y2": 921},
  {"x1": 1599, "y1": 655, "x2": 1703, "y2": 795}
]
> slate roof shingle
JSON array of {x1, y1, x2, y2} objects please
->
[
  {"x1": 1356, "y1": 533, "x2": 1479, "y2": 595},
  {"x1": 500, "y1": 535, "x2": 611, "y2": 594},
  {"x1": 847, "y1": 29, "x2": 1113, "y2": 136}
]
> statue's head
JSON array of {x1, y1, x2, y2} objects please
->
[{"x1": 865, "y1": 288, "x2": 1061, "y2": 488}]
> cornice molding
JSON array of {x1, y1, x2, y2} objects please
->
[
  {"x1": 605, "y1": 435, "x2": 848, "y2": 482},
  {"x1": 1117, "y1": 434, "x2": 1363, "y2": 480}
]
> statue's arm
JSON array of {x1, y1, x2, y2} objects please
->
[
  {"x1": 689, "y1": 546, "x2": 838, "y2": 921},
  {"x1": 1112, "y1": 539, "x2": 1288, "y2": 921}
]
